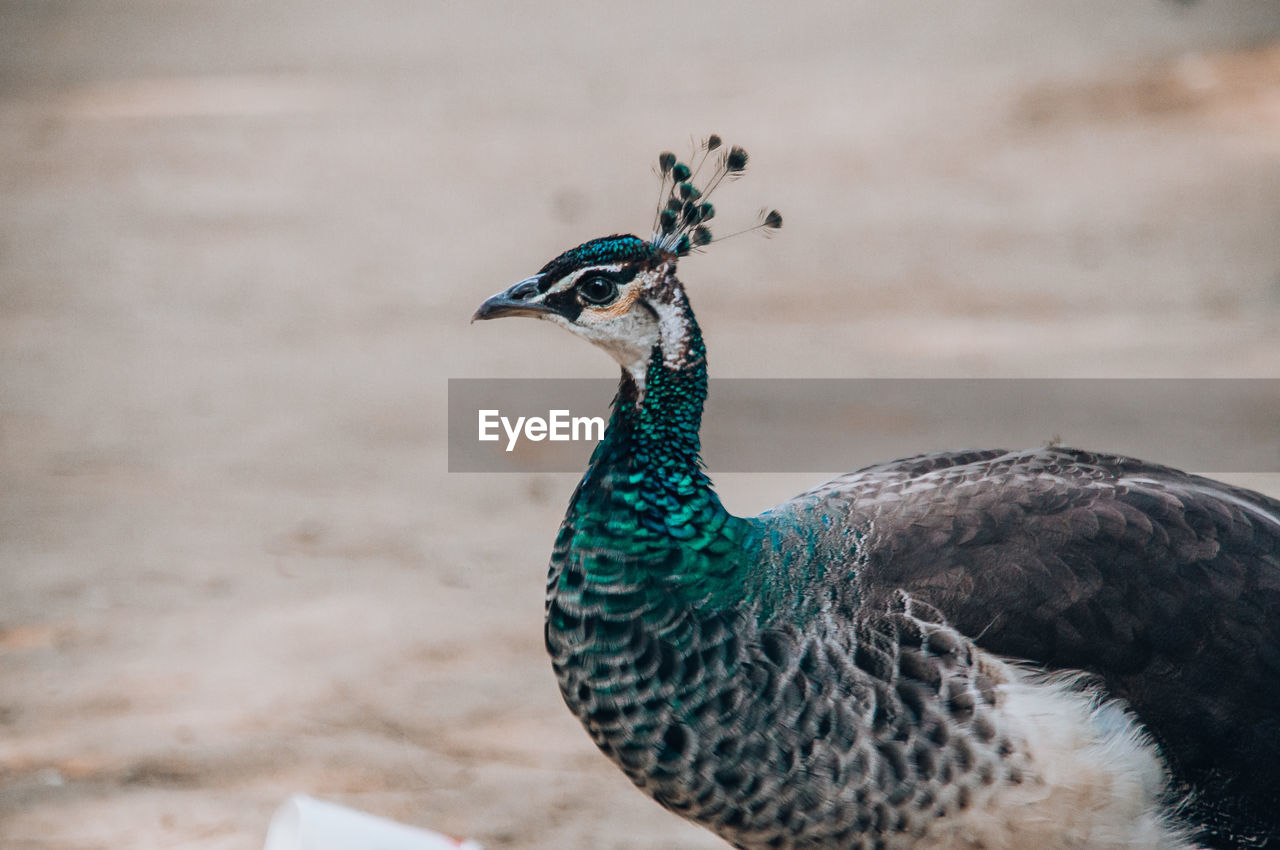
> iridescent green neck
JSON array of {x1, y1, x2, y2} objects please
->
[
  {"x1": 562, "y1": 313, "x2": 752, "y2": 607},
  {"x1": 552, "y1": 301, "x2": 857, "y2": 630}
]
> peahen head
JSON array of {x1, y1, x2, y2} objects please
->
[
  {"x1": 472, "y1": 233, "x2": 678, "y2": 385},
  {"x1": 473, "y1": 137, "x2": 780, "y2": 389}
]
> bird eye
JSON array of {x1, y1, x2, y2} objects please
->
[{"x1": 578, "y1": 276, "x2": 619, "y2": 306}]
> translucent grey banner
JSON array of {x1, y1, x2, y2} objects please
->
[{"x1": 448, "y1": 379, "x2": 1280, "y2": 473}]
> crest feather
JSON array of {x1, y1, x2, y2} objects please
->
[{"x1": 649, "y1": 136, "x2": 782, "y2": 257}]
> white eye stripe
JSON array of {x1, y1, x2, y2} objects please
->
[{"x1": 545, "y1": 264, "x2": 627, "y2": 294}]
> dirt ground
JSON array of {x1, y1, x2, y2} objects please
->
[{"x1": 2, "y1": 2, "x2": 1279, "y2": 848}]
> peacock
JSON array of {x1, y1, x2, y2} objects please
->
[{"x1": 472, "y1": 137, "x2": 1280, "y2": 850}]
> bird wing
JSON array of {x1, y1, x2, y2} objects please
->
[{"x1": 780, "y1": 447, "x2": 1280, "y2": 844}]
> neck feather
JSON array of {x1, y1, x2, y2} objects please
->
[
  {"x1": 561, "y1": 305, "x2": 751, "y2": 606},
  {"x1": 591, "y1": 330, "x2": 714, "y2": 532}
]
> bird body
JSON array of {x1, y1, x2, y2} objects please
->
[{"x1": 474, "y1": 141, "x2": 1280, "y2": 848}]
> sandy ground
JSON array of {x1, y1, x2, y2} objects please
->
[{"x1": 2, "y1": 2, "x2": 1280, "y2": 848}]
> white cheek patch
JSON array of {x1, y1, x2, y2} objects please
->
[
  {"x1": 571, "y1": 308, "x2": 660, "y2": 383},
  {"x1": 538, "y1": 265, "x2": 694, "y2": 395}
]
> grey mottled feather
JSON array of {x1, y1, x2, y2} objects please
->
[{"x1": 786, "y1": 447, "x2": 1280, "y2": 846}]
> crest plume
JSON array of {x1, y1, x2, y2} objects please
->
[{"x1": 650, "y1": 135, "x2": 782, "y2": 257}]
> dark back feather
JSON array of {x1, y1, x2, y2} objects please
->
[{"x1": 785, "y1": 447, "x2": 1280, "y2": 846}]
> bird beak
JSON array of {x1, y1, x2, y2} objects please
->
[{"x1": 472, "y1": 275, "x2": 551, "y2": 322}]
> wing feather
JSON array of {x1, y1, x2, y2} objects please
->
[{"x1": 774, "y1": 447, "x2": 1280, "y2": 845}]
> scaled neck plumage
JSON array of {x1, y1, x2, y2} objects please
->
[
  {"x1": 561, "y1": 289, "x2": 751, "y2": 607},
  {"x1": 590, "y1": 288, "x2": 716, "y2": 530}
]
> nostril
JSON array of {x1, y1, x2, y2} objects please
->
[{"x1": 508, "y1": 277, "x2": 542, "y2": 302}]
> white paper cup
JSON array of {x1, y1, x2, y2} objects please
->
[{"x1": 264, "y1": 793, "x2": 482, "y2": 850}]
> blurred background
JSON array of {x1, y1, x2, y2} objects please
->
[{"x1": 2, "y1": 2, "x2": 1279, "y2": 847}]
